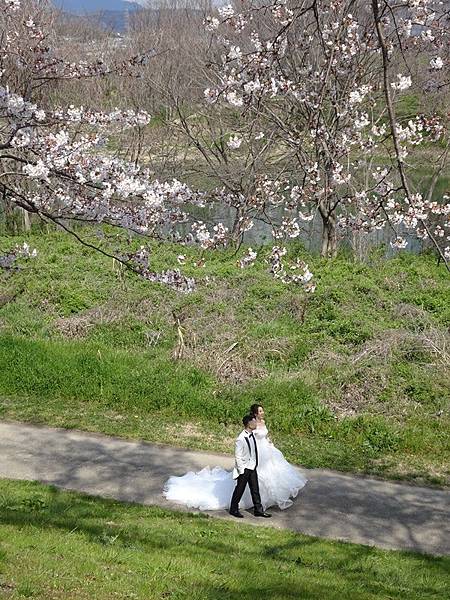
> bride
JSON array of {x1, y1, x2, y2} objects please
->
[{"x1": 163, "y1": 404, "x2": 307, "y2": 511}]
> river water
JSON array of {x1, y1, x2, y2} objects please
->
[{"x1": 189, "y1": 172, "x2": 449, "y2": 256}]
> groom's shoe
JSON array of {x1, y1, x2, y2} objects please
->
[
  {"x1": 254, "y1": 511, "x2": 272, "y2": 518},
  {"x1": 229, "y1": 510, "x2": 244, "y2": 518}
]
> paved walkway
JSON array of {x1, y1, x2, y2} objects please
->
[{"x1": 0, "y1": 421, "x2": 449, "y2": 556}]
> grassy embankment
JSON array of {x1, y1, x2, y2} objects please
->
[
  {"x1": 0, "y1": 479, "x2": 449, "y2": 599},
  {"x1": 0, "y1": 231, "x2": 449, "y2": 485}
]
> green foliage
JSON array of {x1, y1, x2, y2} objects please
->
[
  {"x1": 390, "y1": 362, "x2": 448, "y2": 409},
  {"x1": 337, "y1": 416, "x2": 402, "y2": 455},
  {"x1": 326, "y1": 316, "x2": 374, "y2": 345},
  {"x1": 294, "y1": 403, "x2": 335, "y2": 434},
  {"x1": 396, "y1": 93, "x2": 420, "y2": 119},
  {"x1": 0, "y1": 335, "x2": 213, "y2": 415},
  {"x1": 285, "y1": 334, "x2": 316, "y2": 366},
  {"x1": 219, "y1": 378, "x2": 318, "y2": 429}
]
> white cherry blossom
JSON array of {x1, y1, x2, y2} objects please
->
[
  {"x1": 430, "y1": 56, "x2": 443, "y2": 70},
  {"x1": 227, "y1": 135, "x2": 243, "y2": 149},
  {"x1": 391, "y1": 74, "x2": 412, "y2": 91}
]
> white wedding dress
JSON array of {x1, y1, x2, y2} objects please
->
[{"x1": 163, "y1": 424, "x2": 307, "y2": 511}]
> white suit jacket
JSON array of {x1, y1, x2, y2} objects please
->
[{"x1": 232, "y1": 429, "x2": 257, "y2": 479}]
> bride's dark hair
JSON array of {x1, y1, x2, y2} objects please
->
[{"x1": 250, "y1": 403, "x2": 263, "y2": 417}]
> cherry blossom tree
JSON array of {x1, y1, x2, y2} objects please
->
[
  {"x1": 202, "y1": 0, "x2": 449, "y2": 266},
  {"x1": 0, "y1": 0, "x2": 215, "y2": 291},
  {"x1": 0, "y1": 0, "x2": 316, "y2": 292}
]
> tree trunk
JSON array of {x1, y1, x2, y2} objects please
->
[
  {"x1": 319, "y1": 168, "x2": 339, "y2": 259},
  {"x1": 230, "y1": 205, "x2": 245, "y2": 247},
  {"x1": 22, "y1": 208, "x2": 31, "y2": 232},
  {"x1": 320, "y1": 212, "x2": 337, "y2": 259},
  {"x1": 4, "y1": 198, "x2": 18, "y2": 234}
]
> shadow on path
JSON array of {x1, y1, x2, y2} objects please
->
[{"x1": 0, "y1": 420, "x2": 449, "y2": 556}]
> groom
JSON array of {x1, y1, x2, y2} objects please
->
[{"x1": 229, "y1": 414, "x2": 272, "y2": 519}]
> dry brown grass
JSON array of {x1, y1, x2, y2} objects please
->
[
  {"x1": 166, "y1": 284, "x2": 301, "y2": 383},
  {"x1": 54, "y1": 294, "x2": 173, "y2": 341},
  {"x1": 309, "y1": 327, "x2": 450, "y2": 419},
  {"x1": 163, "y1": 422, "x2": 236, "y2": 451},
  {"x1": 349, "y1": 328, "x2": 450, "y2": 365},
  {"x1": 393, "y1": 302, "x2": 432, "y2": 323},
  {"x1": 174, "y1": 315, "x2": 270, "y2": 384},
  {"x1": 371, "y1": 455, "x2": 450, "y2": 486},
  {"x1": 54, "y1": 306, "x2": 122, "y2": 338}
]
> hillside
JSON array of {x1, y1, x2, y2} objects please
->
[{"x1": 0, "y1": 231, "x2": 449, "y2": 486}]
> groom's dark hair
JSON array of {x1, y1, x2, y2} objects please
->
[{"x1": 242, "y1": 414, "x2": 255, "y2": 427}]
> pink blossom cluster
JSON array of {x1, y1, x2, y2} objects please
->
[
  {"x1": 238, "y1": 247, "x2": 257, "y2": 268},
  {"x1": 191, "y1": 222, "x2": 229, "y2": 250},
  {"x1": 268, "y1": 246, "x2": 316, "y2": 292},
  {"x1": 121, "y1": 245, "x2": 195, "y2": 293},
  {"x1": 0, "y1": 241, "x2": 37, "y2": 271},
  {"x1": 0, "y1": 1, "x2": 314, "y2": 293}
]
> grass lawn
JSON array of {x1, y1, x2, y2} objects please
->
[
  {"x1": 0, "y1": 232, "x2": 449, "y2": 486},
  {"x1": 0, "y1": 479, "x2": 448, "y2": 600}
]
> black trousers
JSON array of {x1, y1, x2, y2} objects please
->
[{"x1": 230, "y1": 468, "x2": 263, "y2": 513}]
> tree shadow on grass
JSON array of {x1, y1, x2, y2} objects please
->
[{"x1": 0, "y1": 482, "x2": 449, "y2": 600}]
